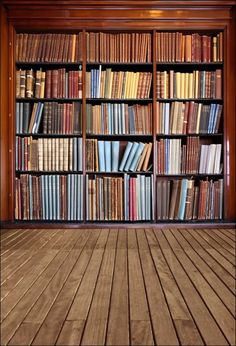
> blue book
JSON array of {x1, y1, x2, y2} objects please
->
[
  {"x1": 67, "y1": 175, "x2": 71, "y2": 220},
  {"x1": 44, "y1": 175, "x2": 49, "y2": 220},
  {"x1": 164, "y1": 103, "x2": 170, "y2": 135},
  {"x1": 178, "y1": 179, "x2": 188, "y2": 220},
  {"x1": 56, "y1": 175, "x2": 60, "y2": 220},
  {"x1": 78, "y1": 137, "x2": 83, "y2": 171},
  {"x1": 98, "y1": 140, "x2": 105, "y2": 172},
  {"x1": 32, "y1": 103, "x2": 44, "y2": 133},
  {"x1": 108, "y1": 104, "x2": 112, "y2": 134},
  {"x1": 52, "y1": 175, "x2": 56, "y2": 220},
  {"x1": 97, "y1": 65, "x2": 102, "y2": 98},
  {"x1": 16, "y1": 103, "x2": 20, "y2": 133},
  {"x1": 48, "y1": 175, "x2": 53, "y2": 220},
  {"x1": 208, "y1": 103, "x2": 215, "y2": 133},
  {"x1": 111, "y1": 141, "x2": 120, "y2": 172},
  {"x1": 129, "y1": 142, "x2": 145, "y2": 172},
  {"x1": 212, "y1": 104, "x2": 219, "y2": 133},
  {"x1": 119, "y1": 142, "x2": 133, "y2": 171},
  {"x1": 105, "y1": 141, "x2": 111, "y2": 171},
  {"x1": 124, "y1": 142, "x2": 139, "y2": 171},
  {"x1": 19, "y1": 103, "x2": 24, "y2": 133},
  {"x1": 121, "y1": 104, "x2": 125, "y2": 134},
  {"x1": 28, "y1": 175, "x2": 33, "y2": 220}
]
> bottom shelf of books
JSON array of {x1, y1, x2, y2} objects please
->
[{"x1": 15, "y1": 173, "x2": 223, "y2": 222}]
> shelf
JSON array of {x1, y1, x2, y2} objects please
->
[
  {"x1": 86, "y1": 98, "x2": 153, "y2": 103},
  {"x1": 156, "y1": 133, "x2": 223, "y2": 138},
  {"x1": 16, "y1": 133, "x2": 82, "y2": 137},
  {"x1": 156, "y1": 98, "x2": 223, "y2": 102},
  {"x1": 86, "y1": 134, "x2": 153, "y2": 139},
  {"x1": 86, "y1": 171, "x2": 153, "y2": 175},
  {"x1": 16, "y1": 98, "x2": 82, "y2": 102},
  {"x1": 16, "y1": 170, "x2": 83, "y2": 174},
  {"x1": 156, "y1": 174, "x2": 223, "y2": 177},
  {"x1": 156, "y1": 62, "x2": 223, "y2": 67},
  {"x1": 86, "y1": 62, "x2": 153, "y2": 66},
  {"x1": 16, "y1": 62, "x2": 82, "y2": 67}
]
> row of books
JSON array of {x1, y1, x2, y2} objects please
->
[
  {"x1": 86, "y1": 174, "x2": 153, "y2": 221},
  {"x1": 86, "y1": 176, "x2": 124, "y2": 221},
  {"x1": 86, "y1": 103, "x2": 152, "y2": 135},
  {"x1": 16, "y1": 137, "x2": 83, "y2": 172},
  {"x1": 16, "y1": 33, "x2": 83, "y2": 62},
  {"x1": 15, "y1": 174, "x2": 222, "y2": 221},
  {"x1": 155, "y1": 32, "x2": 223, "y2": 63},
  {"x1": 86, "y1": 68, "x2": 152, "y2": 99},
  {"x1": 17, "y1": 69, "x2": 83, "y2": 99},
  {"x1": 156, "y1": 70, "x2": 222, "y2": 99},
  {"x1": 156, "y1": 138, "x2": 222, "y2": 174},
  {"x1": 86, "y1": 32, "x2": 152, "y2": 63},
  {"x1": 16, "y1": 102, "x2": 82, "y2": 134},
  {"x1": 156, "y1": 178, "x2": 223, "y2": 220},
  {"x1": 15, "y1": 174, "x2": 83, "y2": 220},
  {"x1": 86, "y1": 140, "x2": 152, "y2": 172},
  {"x1": 156, "y1": 101, "x2": 222, "y2": 134}
]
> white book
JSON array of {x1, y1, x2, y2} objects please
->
[
  {"x1": 98, "y1": 140, "x2": 105, "y2": 172},
  {"x1": 104, "y1": 141, "x2": 111, "y2": 172},
  {"x1": 129, "y1": 142, "x2": 145, "y2": 172},
  {"x1": 119, "y1": 142, "x2": 133, "y2": 171},
  {"x1": 206, "y1": 144, "x2": 217, "y2": 174},
  {"x1": 111, "y1": 141, "x2": 120, "y2": 172},
  {"x1": 124, "y1": 142, "x2": 139, "y2": 171},
  {"x1": 199, "y1": 145, "x2": 207, "y2": 173},
  {"x1": 214, "y1": 144, "x2": 222, "y2": 174}
]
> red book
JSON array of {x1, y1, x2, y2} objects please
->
[{"x1": 215, "y1": 69, "x2": 222, "y2": 99}]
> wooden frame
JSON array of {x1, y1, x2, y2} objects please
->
[{"x1": 1, "y1": 0, "x2": 235, "y2": 226}]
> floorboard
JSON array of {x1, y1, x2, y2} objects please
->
[{"x1": 1, "y1": 228, "x2": 235, "y2": 346}]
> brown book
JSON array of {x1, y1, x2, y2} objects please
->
[
  {"x1": 185, "y1": 35, "x2": 192, "y2": 62},
  {"x1": 215, "y1": 69, "x2": 222, "y2": 99},
  {"x1": 169, "y1": 179, "x2": 179, "y2": 219}
]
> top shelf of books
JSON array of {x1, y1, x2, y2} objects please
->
[{"x1": 15, "y1": 31, "x2": 223, "y2": 64}]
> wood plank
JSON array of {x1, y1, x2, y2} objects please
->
[
  {"x1": 139, "y1": 237, "x2": 179, "y2": 345},
  {"x1": 203, "y1": 228, "x2": 235, "y2": 254},
  {"x1": 218, "y1": 229, "x2": 236, "y2": 241},
  {"x1": 81, "y1": 247, "x2": 116, "y2": 345},
  {"x1": 128, "y1": 228, "x2": 138, "y2": 249},
  {"x1": 149, "y1": 230, "x2": 204, "y2": 345},
  {"x1": 213, "y1": 229, "x2": 236, "y2": 248},
  {"x1": 1, "y1": 229, "x2": 37, "y2": 257},
  {"x1": 178, "y1": 229, "x2": 235, "y2": 294},
  {"x1": 8, "y1": 231, "x2": 92, "y2": 345},
  {"x1": 65, "y1": 231, "x2": 108, "y2": 323},
  {"x1": 194, "y1": 229, "x2": 235, "y2": 264},
  {"x1": 106, "y1": 248, "x2": 130, "y2": 345},
  {"x1": 130, "y1": 320, "x2": 154, "y2": 346},
  {"x1": 136, "y1": 228, "x2": 149, "y2": 250},
  {"x1": 0, "y1": 229, "x2": 23, "y2": 242},
  {"x1": 117, "y1": 228, "x2": 127, "y2": 249},
  {"x1": 128, "y1": 246, "x2": 154, "y2": 345},
  {"x1": 163, "y1": 229, "x2": 235, "y2": 346},
  {"x1": 57, "y1": 321, "x2": 85, "y2": 346},
  {"x1": 170, "y1": 229, "x2": 235, "y2": 316},
  {"x1": 154, "y1": 229, "x2": 229, "y2": 346},
  {"x1": 1, "y1": 229, "x2": 59, "y2": 285},
  {"x1": 187, "y1": 228, "x2": 235, "y2": 277},
  {"x1": 0, "y1": 250, "x2": 70, "y2": 345}
]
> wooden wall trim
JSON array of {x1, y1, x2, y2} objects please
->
[{"x1": 0, "y1": 5, "x2": 9, "y2": 221}]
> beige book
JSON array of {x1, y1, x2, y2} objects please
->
[
  {"x1": 169, "y1": 70, "x2": 174, "y2": 99},
  {"x1": 43, "y1": 138, "x2": 48, "y2": 171},
  {"x1": 71, "y1": 34, "x2": 76, "y2": 62},
  {"x1": 189, "y1": 73, "x2": 193, "y2": 98},
  {"x1": 59, "y1": 138, "x2": 64, "y2": 171},
  {"x1": 185, "y1": 73, "x2": 189, "y2": 99},
  {"x1": 107, "y1": 69, "x2": 113, "y2": 99},
  {"x1": 136, "y1": 143, "x2": 149, "y2": 171},
  {"x1": 55, "y1": 138, "x2": 59, "y2": 171},
  {"x1": 38, "y1": 138, "x2": 43, "y2": 171},
  {"x1": 51, "y1": 138, "x2": 55, "y2": 171},
  {"x1": 40, "y1": 71, "x2": 46, "y2": 98},
  {"x1": 48, "y1": 138, "x2": 52, "y2": 171},
  {"x1": 69, "y1": 138, "x2": 73, "y2": 171},
  {"x1": 142, "y1": 143, "x2": 152, "y2": 171},
  {"x1": 195, "y1": 103, "x2": 202, "y2": 133},
  {"x1": 175, "y1": 72, "x2": 180, "y2": 99},
  {"x1": 63, "y1": 138, "x2": 69, "y2": 171}
]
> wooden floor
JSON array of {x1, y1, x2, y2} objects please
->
[{"x1": 0, "y1": 228, "x2": 235, "y2": 346}]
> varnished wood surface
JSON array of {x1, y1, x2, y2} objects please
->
[{"x1": 1, "y1": 228, "x2": 235, "y2": 345}]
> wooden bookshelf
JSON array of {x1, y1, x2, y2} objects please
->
[{"x1": 0, "y1": 0, "x2": 235, "y2": 226}]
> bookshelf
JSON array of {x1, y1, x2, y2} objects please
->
[{"x1": 0, "y1": 0, "x2": 235, "y2": 226}]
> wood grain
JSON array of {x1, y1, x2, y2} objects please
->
[{"x1": 0, "y1": 228, "x2": 235, "y2": 346}]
